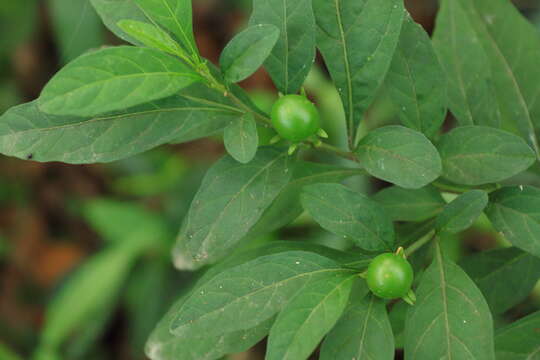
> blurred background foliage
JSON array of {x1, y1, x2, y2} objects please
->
[{"x1": 1, "y1": 0, "x2": 540, "y2": 359}]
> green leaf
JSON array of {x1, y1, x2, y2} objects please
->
[
  {"x1": 117, "y1": 20, "x2": 185, "y2": 57},
  {"x1": 320, "y1": 294, "x2": 395, "y2": 360},
  {"x1": 247, "y1": 162, "x2": 363, "y2": 238},
  {"x1": 220, "y1": 24, "x2": 280, "y2": 83},
  {"x1": 385, "y1": 14, "x2": 446, "y2": 138},
  {"x1": 460, "y1": 247, "x2": 540, "y2": 314},
  {"x1": 439, "y1": 126, "x2": 536, "y2": 186},
  {"x1": 448, "y1": 0, "x2": 540, "y2": 155},
  {"x1": 432, "y1": 0, "x2": 499, "y2": 128},
  {"x1": 250, "y1": 0, "x2": 316, "y2": 94},
  {"x1": 486, "y1": 186, "x2": 540, "y2": 258},
  {"x1": 40, "y1": 239, "x2": 147, "y2": 349},
  {"x1": 38, "y1": 46, "x2": 201, "y2": 117},
  {"x1": 146, "y1": 296, "x2": 273, "y2": 360},
  {"x1": 374, "y1": 185, "x2": 445, "y2": 222},
  {"x1": 90, "y1": 0, "x2": 150, "y2": 45},
  {"x1": 82, "y1": 199, "x2": 169, "y2": 245},
  {"x1": 266, "y1": 273, "x2": 355, "y2": 360},
  {"x1": 0, "y1": 85, "x2": 237, "y2": 163},
  {"x1": 301, "y1": 183, "x2": 394, "y2": 252},
  {"x1": 405, "y1": 244, "x2": 495, "y2": 360},
  {"x1": 223, "y1": 113, "x2": 259, "y2": 164},
  {"x1": 133, "y1": 0, "x2": 198, "y2": 57},
  {"x1": 169, "y1": 251, "x2": 344, "y2": 337},
  {"x1": 172, "y1": 148, "x2": 291, "y2": 270},
  {"x1": 436, "y1": 190, "x2": 488, "y2": 234},
  {"x1": 49, "y1": 0, "x2": 104, "y2": 63},
  {"x1": 495, "y1": 310, "x2": 540, "y2": 360},
  {"x1": 313, "y1": 0, "x2": 404, "y2": 139},
  {"x1": 356, "y1": 126, "x2": 442, "y2": 189}
]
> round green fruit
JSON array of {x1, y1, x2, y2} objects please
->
[
  {"x1": 366, "y1": 253, "x2": 414, "y2": 299},
  {"x1": 270, "y1": 94, "x2": 320, "y2": 142}
]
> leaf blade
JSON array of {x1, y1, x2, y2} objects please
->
[
  {"x1": 301, "y1": 183, "x2": 394, "y2": 252},
  {"x1": 220, "y1": 24, "x2": 280, "y2": 83},
  {"x1": 38, "y1": 46, "x2": 201, "y2": 117},
  {"x1": 374, "y1": 185, "x2": 446, "y2": 222},
  {"x1": 356, "y1": 125, "x2": 442, "y2": 189},
  {"x1": 223, "y1": 113, "x2": 259, "y2": 163},
  {"x1": 250, "y1": 0, "x2": 316, "y2": 94},
  {"x1": 436, "y1": 190, "x2": 488, "y2": 234}
]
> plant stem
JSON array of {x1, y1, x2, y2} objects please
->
[
  {"x1": 405, "y1": 230, "x2": 436, "y2": 257},
  {"x1": 313, "y1": 142, "x2": 361, "y2": 163}
]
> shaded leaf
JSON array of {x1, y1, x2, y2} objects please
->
[
  {"x1": 250, "y1": 0, "x2": 316, "y2": 94},
  {"x1": 405, "y1": 244, "x2": 495, "y2": 360},
  {"x1": 220, "y1": 24, "x2": 280, "y2": 83},
  {"x1": 301, "y1": 183, "x2": 394, "y2": 252},
  {"x1": 460, "y1": 247, "x2": 540, "y2": 314},
  {"x1": 450, "y1": 0, "x2": 540, "y2": 155},
  {"x1": 247, "y1": 162, "x2": 363, "y2": 238},
  {"x1": 436, "y1": 190, "x2": 488, "y2": 234},
  {"x1": 266, "y1": 273, "x2": 355, "y2": 360},
  {"x1": 321, "y1": 294, "x2": 394, "y2": 360},
  {"x1": 486, "y1": 186, "x2": 540, "y2": 258},
  {"x1": 313, "y1": 0, "x2": 404, "y2": 139},
  {"x1": 38, "y1": 46, "x2": 201, "y2": 117},
  {"x1": 173, "y1": 148, "x2": 291, "y2": 270},
  {"x1": 432, "y1": 0, "x2": 499, "y2": 128},
  {"x1": 170, "y1": 251, "x2": 344, "y2": 337},
  {"x1": 386, "y1": 14, "x2": 446, "y2": 137},
  {"x1": 223, "y1": 113, "x2": 258, "y2": 164},
  {"x1": 374, "y1": 185, "x2": 445, "y2": 222},
  {"x1": 356, "y1": 126, "x2": 442, "y2": 189},
  {"x1": 133, "y1": 0, "x2": 198, "y2": 56},
  {"x1": 50, "y1": 0, "x2": 104, "y2": 63},
  {"x1": 0, "y1": 85, "x2": 237, "y2": 163},
  {"x1": 495, "y1": 310, "x2": 540, "y2": 360},
  {"x1": 439, "y1": 126, "x2": 536, "y2": 186}
]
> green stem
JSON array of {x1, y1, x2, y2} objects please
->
[
  {"x1": 405, "y1": 230, "x2": 436, "y2": 257},
  {"x1": 314, "y1": 142, "x2": 361, "y2": 163}
]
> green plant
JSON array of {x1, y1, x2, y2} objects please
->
[{"x1": 1, "y1": 0, "x2": 540, "y2": 359}]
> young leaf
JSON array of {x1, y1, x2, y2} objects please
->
[
  {"x1": 374, "y1": 185, "x2": 446, "y2": 222},
  {"x1": 385, "y1": 14, "x2": 447, "y2": 138},
  {"x1": 495, "y1": 310, "x2": 540, "y2": 359},
  {"x1": 436, "y1": 190, "x2": 488, "y2": 234},
  {"x1": 38, "y1": 46, "x2": 201, "y2": 117},
  {"x1": 460, "y1": 247, "x2": 540, "y2": 314},
  {"x1": 356, "y1": 126, "x2": 442, "y2": 189},
  {"x1": 405, "y1": 243, "x2": 495, "y2": 360},
  {"x1": 50, "y1": 0, "x2": 104, "y2": 63},
  {"x1": 247, "y1": 162, "x2": 363, "y2": 238},
  {"x1": 266, "y1": 272, "x2": 355, "y2": 360},
  {"x1": 169, "y1": 251, "x2": 344, "y2": 337},
  {"x1": 320, "y1": 294, "x2": 395, "y2": 360},
  {"x1": 133, "y1": 0, "x2": 198, "y2": 57},
  {"x1": 0, "y1": 85, "x2": 237, "y2": 163},
  {"x1": 172, "y1": 148, "x2": 291, "y2": 270},
  {"x1": 301, "y1": 183, "x2": 394, "y2": 252},
  {"x1": 486, "y1": 186, "x2": 540, "y2": 258},
  {"x1": 439, "y1": 126, "x2": 536, "y2": 185},
  {"x1": 249, "y1": 0, "x2": 316, "y2": 94},
  {"x1": 117, "y1": 20, "x2": 185, "y2": 57},
  {"x1": 220, "y1": 24, "x2": 280, "y2": 83},
  {"x1": 432, "y1": 0, "x2": 499, "y2": 128},
  {"x1": 223, "y1": 113, "x2": 259, "y2": 164},
  {"x1": 450, "y1": 0, "x2": 540, "y2": 155},
  {"x1": 91, "y1": 0, "x2": 150, "y2": 46},
  {"x1": 313, "y1": 0, "x2": 404, "y2": 141}
]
